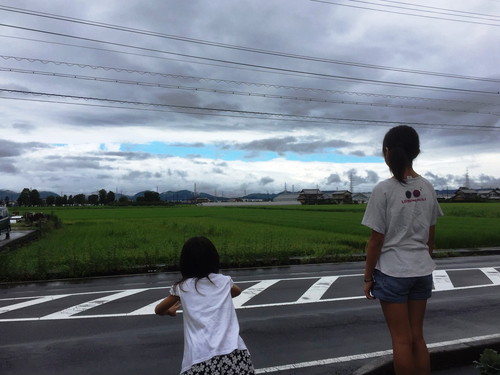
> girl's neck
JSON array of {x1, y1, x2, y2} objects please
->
[{"x1": 404, "y1": 167, "x2": 419, "y2": 179}]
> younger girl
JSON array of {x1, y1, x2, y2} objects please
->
[
  {"x1": 362, "y1": 125, "x2": 443, "y2": 375},
  {"x1": 155, "y1": 236, "x2": 254, "y2": 375}
]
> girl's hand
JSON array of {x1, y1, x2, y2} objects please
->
[
  {"x1": 167, "y1": 301, "x2": 182, "y2": 316},
  {"x1": 364, "y1": 280, "x2": 375, "y2": 300}
]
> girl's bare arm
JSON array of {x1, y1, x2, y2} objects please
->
[
  {"x1": 231, "y1": 284, "x2": 241, "y2": 298},
  {"x1": 364, "y1": 230, "x2": 385, "y2": 300},
  {"x1": 427, "y1": 225, "x2": 436, "y2": 255},
  {"x1": 155, "y1": 294, "x2": 181, "y2": 316}
]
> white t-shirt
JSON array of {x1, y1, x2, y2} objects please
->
[
  {"x1": 362, "y1": 176, "x2": 444, "y2": 277},
  {"x1": 170, "y1": 273, "x2": 248, "y2": 373}
]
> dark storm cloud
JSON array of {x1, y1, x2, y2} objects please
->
[
  {"x1": 425, "y1": 172, "x2": 500, "y2": 189},
  {"x1": 167, "y1": 169, "x2": 188, "y2": 179},
  {"x1": 122, "y1": 170, "x2": 162, "y2": 180},
  {"x1": 103, "y1": 151, "x2": 157, "y2": 161},
  {"x1": 0, "y1": 139, "x2": 50, "y2": 157},
  {"x1": 12, "y1": 122, "x2": 37, "y2": 132},
  {"x1": 346, "y1": 169, "x2": 380, "y2": 185},
  {"x1": 43, "y1": 158, "x2": 111, "y2": 171},
  {"x1": 212, "y1": 167, "x2": 225, "y2": 174},
  {"x1": 259, "y1": 177, "x2": 274, "y2": 186},
  {"x1": 0, "y1": 161, "x2": 17, "y2": 174},
  {"x1": 228, "y1": 136, "x2": 354, "y2": 155},
  {"x1": 326, "y1": 173, "x2": 342, "y2": 185}
]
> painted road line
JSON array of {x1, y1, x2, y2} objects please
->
[
  {"x1": 432, "y1": 270, "x2": 454, "y2": 291},
  {"x1": 481, "y1": 267, "x2": 500, "y2": 285},
  {"x1": 232, "y1": 279, "x2": 281, "y2": 308},
  {"x1": 254, "y1": 332, "x2": 500, "y2": 373},
  {"x1": 255, "y1": 349, "x2": 392, "y2": 373},
  {"x1": 296, "y1": 276, "x2": 339, "y2": 303},
  {"x1": 0, "y1": 294, "x2": 70, "y2": 314},
  {"x1": 40, "y1": 289, "x2": 147, "y2": 320},
  {"x1": 128, "y1": 298, "x2": 165, "y2": 316}
]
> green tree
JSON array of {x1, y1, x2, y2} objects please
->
[
  {"x1": 17, "y1": 188, "x2": 31, "y2": 206},
  {"x1": 144, "y1": 191, "x2": 160, "y2": 202},
  {"x1": 106, "y1": 191, "x2": 116, "y2": 204},
  {"x1": 45, "y1": 196, "x2": 56, "y2": 206},
  {"x1": 98, "y1": 189, "x2": 107, "y2": 205},
  {"x1": 74, "y1": 194, "x2": 86, "y2": 205},
  {"x1": 88, "y1": 194, "x2": 99, "y2": 205},
  {"x1": 30, "y1": 189, "x2": 42, "y2": 206}
]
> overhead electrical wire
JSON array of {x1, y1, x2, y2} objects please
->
[
  {"x1": 0, "y1": 23, "x2": 499, "y2": 96},
  {"x1": 347, "y1": 0, "x2": 500, "y2": 21},
  {"x1": 1, "y1": 88, "x2": 498, "y2": 132},
  {"x1": 376, "y1": 0, "x2": 500, "y2": 20},
  {"x1": 2, "y1": 66, "x2": 499, "y2": 117},
  {"x1": 0, "y1": 4, "x2": 498, "y2": 82},
  {"x1": 310, "y1": 0, "x2": 500, "y2": 26},
  {"x1": 3, "y1": 54, "x2": 499, "y2": 109}
]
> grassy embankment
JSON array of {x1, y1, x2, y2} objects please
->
[{"x1": 0, "y1": 202, "x2": 499, "y2": 282}]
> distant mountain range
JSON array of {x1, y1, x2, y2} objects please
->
[{"x1": 0, "y1": 189, "x2": 280, "y2": 202}]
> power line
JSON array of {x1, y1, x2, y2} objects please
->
[
  {"x1": 310, "y1": 0, "x2": 500, "y2": 26},
  {"x1": 3, "y1": 66, "x2": 499, "y2": 117},
  {"x1": 0, "y1": 5, "x2": 498, "y2": 82},
  {"x1": 1, "y1": 23, "x2": 499, "y2": 96},
  {"x1": 376, "y1": 0, "x2": 500, "y2": 20},
  {"x1": 3, "y1": 54, "x2": 499, "y2": 110},
  {"x1": 1, "y1": 88, "x2": 498, "y2": 132}
]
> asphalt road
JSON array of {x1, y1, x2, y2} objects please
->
[{"x1": 1, "y1": 255, "x2": 500, "y2": 375}]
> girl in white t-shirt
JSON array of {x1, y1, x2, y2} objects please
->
[
  {"x1": 362, "y1": 125, "x2": 443, "y2": 375},
  {"x1": 155, "y1": 236, "x2": 254, "y2": 375}
]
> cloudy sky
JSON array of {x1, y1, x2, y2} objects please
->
[{"x1": 1, "y1": 0, "x2": 499, "y2": 197}]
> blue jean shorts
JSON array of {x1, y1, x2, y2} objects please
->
[{"x1": 372, "y1": 269, "x2": 433, "y2": 303}]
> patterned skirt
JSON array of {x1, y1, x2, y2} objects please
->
[{"x1": 181, "y1": 349, "x2": 255, "y2": 375}]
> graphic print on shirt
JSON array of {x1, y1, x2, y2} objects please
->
[{"x1": 402, "y1": 186, "x2": 426, "y2": 204}]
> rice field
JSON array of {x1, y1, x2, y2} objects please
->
[{"x1": 0, "y1": 202, "x2": 498, "y2": 281}]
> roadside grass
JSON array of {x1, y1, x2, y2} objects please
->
[{"x1": 0, "y1": 202, "x2": 498, "y2": 282}]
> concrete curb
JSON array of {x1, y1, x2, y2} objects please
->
[{"x1": 353, "y1": 337, "x2": 500, "y2": 374}]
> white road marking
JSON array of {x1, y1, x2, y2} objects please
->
[
  {"x1": 128, "y1": 298, "x2": 165, "y2": 316},
  {"x1": 255, "y1": 349, "x2": 392, "y2": 373},
  {"x1": 232, "y1": 279, "x2": 281, "y2": 308},
  {"x1": 0, "y1": 294, "x2": 70, "y2": 314},
  {"x1": 481, "y1": 267, "x2": 500, "y2": 284},
  {"x1": 0, "y1": 267, "x2": 499, "y2": 322},
  {"x1": 39, "y1": 289, "x2": 146, "y2": 320},
  {"x1": 296, "y1": 276, "x2": 339, "y2": 303},
  {"x1": 254, "y1": 332, "x2": 500, "y2": 373},
  {"x1": 432, "y1": 270, "x2": 454, "y2": 291}
]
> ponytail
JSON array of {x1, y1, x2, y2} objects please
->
[
  {"x1": 382, "y1": 125, "x2": 420, "y2": 184},
  {"x1": 387, "y1": 146, "x2": 409, "y2": 183}
]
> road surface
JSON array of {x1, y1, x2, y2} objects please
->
[{"x1": 1, "y1": 255, "x2": 499, "y2": 374}]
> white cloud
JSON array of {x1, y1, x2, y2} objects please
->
[{"x1": 0, "y1": 0, "x2": 499, "y2": 196}]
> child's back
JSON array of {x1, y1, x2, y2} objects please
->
[
  {"x1": 155, "y1": 236, "x2": 254, "y2": 374},
  {"x1": 171, "y1": 273, "x2": 248, "y2": 372}
]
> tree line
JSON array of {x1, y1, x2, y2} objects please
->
[{"x1": 3, "y1": 188, "x2": 162, "y2": 207}]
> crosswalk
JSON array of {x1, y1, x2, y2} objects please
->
[{"x1": 1, "y1": 267, "x2": 499, "y2": 322}]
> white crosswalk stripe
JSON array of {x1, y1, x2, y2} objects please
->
[
  {"x1": 232, "y1": 279, "x2": 280, "y2": 308},
  {"x1": 1, "y1": 267, "x2": 499, "y2": 322},
  {"x1": 296, "y1": 276, "x2": 339, "y2": 303},
  {"x1": 40, "y1": 289, "x2": 147, "y2": 320},
  {"x1": 0, "y1": 294, "x2": 70, "y2": 314},
  {"x1": 481, "y1": 267, "x2": 500, "y2": 284},
  {"x1": 432, "y1": 269, "x2": 454, "y2": 291}
]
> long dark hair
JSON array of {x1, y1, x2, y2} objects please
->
[
  {"x1": 382, "y1": 125, "x2": 420, "y2": 183},
  {"x1": 176, "y1": 236, "x2": 220, "y2": 287}
]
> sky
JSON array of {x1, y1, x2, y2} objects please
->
[{"x1": 0, "y1": 0, "x2": 499, "y2": 197}]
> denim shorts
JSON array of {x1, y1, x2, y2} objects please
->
[{"x1": 372, "y1": 269, "x2": 433, "y2": 303}]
